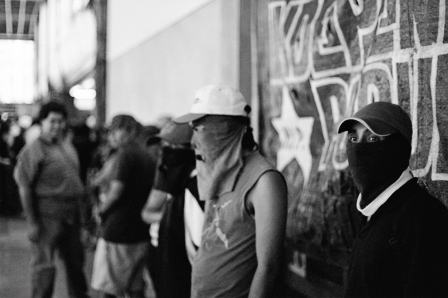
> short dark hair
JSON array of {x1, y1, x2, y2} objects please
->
[
  {"x1": 109, "y1": 114, "x2": 141, "y2": 135},
  {"x1": 242, "y1": 125, "x2": 259, "y2": 151},
  {"x1": 39, "y1": 102, "x2": 67, "y2": 122}
]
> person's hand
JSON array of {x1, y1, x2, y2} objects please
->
[
  {"x1": 0, "y1": 157, "x2": 11, "y2": 166},
  {"x1": 28, "y1": 223, "x2": 41, "y2": 243},
  {"x1": 93, "y1": 205, "x2": 102, "y2": 224}
]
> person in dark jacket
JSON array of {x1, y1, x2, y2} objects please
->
[
  {"x1": 338, "y1": 101, "x2": 448, "y2": 298},
  {"x1": 141, "y1": 121, "x2": 203, "y2": 298}
]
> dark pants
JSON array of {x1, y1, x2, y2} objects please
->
[
  {"x1": 147, "y1": 197, "x2": 192, "y2": 298},
  {"x1": 31, "y1": 217, "x2": 89, "y2": 298}
]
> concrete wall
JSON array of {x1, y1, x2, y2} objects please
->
[
  {"x1": 254, "y1": 0, "x2": 448, "y2": 296},
  {"x1": 106, "y1": 0, "x2": 211, "y2": 62},
  {"x1": 106, "y1": 0, "x2": 240, "y2": 125}
]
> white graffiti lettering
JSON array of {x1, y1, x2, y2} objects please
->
[{"x1": 269, "y1": 0, "x2": 448, "y2": 182}]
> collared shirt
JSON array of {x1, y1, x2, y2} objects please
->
[
  {"x1": 14, "y1": 135, "x2": 85, "y2": 222},
  {"x1": 357, "y1": 168, "x2": 413, "y2": 220}
]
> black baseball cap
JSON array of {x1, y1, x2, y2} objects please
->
[{"x1": 337, "y1": 101, "x2": 412, "y2": 145}]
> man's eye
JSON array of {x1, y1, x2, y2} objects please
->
[
  {"x1": 348, "y1": 135, "x2": 357, "y2": 143},
  {"x1": 367, "y1": 135, "x2": 379, "y2": 142},
  {"x1": 192, "y1": 125, "x2": 204, "y2": 132}
]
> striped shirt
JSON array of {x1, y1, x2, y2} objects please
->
[{"x1": 14, "y1": 135, "x2": 85, "y2": 222}]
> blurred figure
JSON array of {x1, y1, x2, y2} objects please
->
[
  {"x1": 0, "y1": 120, "x2": 14, "y2": 215},
  {"x1": 71, "y1": 123, "x2": 98, "y2": 184},
  {"x1": 13, "y1": 102, "x2": 90, "y2": 298},
  {"x1": 0, "y1": 119, "x2": 12, "y2": 165},
  {"x1": 91, "y1": 115, "x2": 156, "y2": 298},
  {"x1": 338, "y1": 102, "x2": 448, "y2": 298},
  {"x1": 9, "y1": 118, "x2": 26, "y2": 163},
  {"x1": 154, "y1": 114, "x2": 172, "y2": 130},
  {"x1": 174, "y1": 85, "x2": 288, "y2": 298},
  {"x1": 0, "y1": 118, "x2": 23, "y2": 216},
  {"x1": 91, "y1": 129, "x2": 118, "y2": 212},
  {"x1": 88, "y1": 126, "x2": 113, "y2": 173},
  {"x1": 141, "y1": 121, "x2": 203, "y2": 298},
  {"x1": 24, "y1": 118, "x2": 41, "y2": 144},
  {"x1": 141, "y1": 124, "x2": 161, "y2": 165},
  {"x1": 83, "y1": 127, "x2": 117, "y2": 248}
]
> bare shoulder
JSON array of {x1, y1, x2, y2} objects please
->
[
  {"x1": 255, "y1": 171, "x2": 286, "y2": 192},
  {"x1": 247, "y1": 170, "x2": 287, "y2": 213}
]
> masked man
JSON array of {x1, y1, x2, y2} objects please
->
[
  {"x1": 141, "y1": 120, "x2": 202, "y2": 298},
  {"x1": 174, "y1": 85, "x2": 287, "y2": 298},
  {"x1": 338, "y1": 101, "x2": 448, "y2": 298}
]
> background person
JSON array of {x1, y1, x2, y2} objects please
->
[
  {"x1": 90, "y1": 115, "x2": 156, "y2": 298},
  {"x1": 142, "y1": 120, "x2": 203, "y2": 298},
  {"x1": 14, "y1": 101, "x2": 90, "y2": 298},
  {"x1": 174, "y1": 84, "x2": 288, "y2": 298},
  {"x1": 338, "y1": 101, "x2": 448, "y2": 298}
]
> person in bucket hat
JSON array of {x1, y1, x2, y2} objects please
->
[
  {"x1": 174, "y1": 84, "x2": 288, "y2": 298},
  {"x1": 338, "y1": 101, "x2": 448, "y2": 298}
]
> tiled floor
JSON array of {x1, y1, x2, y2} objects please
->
[{"x1": 0, "y1": 216, "x2": 156, "y2": 298}]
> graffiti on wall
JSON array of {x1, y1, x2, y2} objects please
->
[{"x1": 266, "y1": 0, "x2": 448, "y2": 263}]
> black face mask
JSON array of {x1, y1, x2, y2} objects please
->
[
  {"x1": 153, "y1": 146, "x2": 196, "y2": 196},
  {"x1": 346, "y1": 134, "x2": 410, "y2": 207}
]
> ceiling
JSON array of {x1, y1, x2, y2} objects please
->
[{"x1": 0, "y1": 0, "x2": 42, "y2": 40}]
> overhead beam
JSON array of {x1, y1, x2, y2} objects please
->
[
  {"x1": 17, "y1": 0, "x2": 27, "y2": 34},
  {"x1": 28, "y1": 0, "x2": 39, "y2": 35},
  {"x1": 4, "y1": 0, "x2": 13, "y2": 35},
  {"x1": 0, "y1": 33, "x2": 33, "y2": 40},
  {"x1": 0, "y1": 13, "x2": 36, "y2": 21}
]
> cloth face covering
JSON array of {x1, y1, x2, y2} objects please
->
[
  {"x1": 192, "y1": 116, "x2": 246, "y2": 202},
  {"x1": 346, "y1": 134, "x2": 410, "y2": 207},
  {"x1": 154, "y1": 146, "x2": 196, "y2": 196}
]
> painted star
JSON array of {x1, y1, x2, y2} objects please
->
[{"x1": 272, "y1": 85, "x2": 314, "y2": 186}]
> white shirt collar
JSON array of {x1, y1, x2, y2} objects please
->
[{"x1": 357, "y1": 168, "x2": 413, "y2": 220}]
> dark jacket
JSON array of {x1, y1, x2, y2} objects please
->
[{"x1": 344, "y1": 178, "x2": 448, "y2": 298}]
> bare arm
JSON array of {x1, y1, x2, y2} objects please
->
[
  {"x1": 13, "y1": 143, "x2": 45, "y2": 241},
  {"x1": 99, "y1": 179, "x2": 124, "y2": 218},
  {"x1": 141, "y1": 189, "x2": 169, "y2": 224},
  {"x1": 17, "y1": 185, "x2": 41, "y2": 241},
  {"x1": 248, "y1": 171, "x2": 287, "y2": 298}
]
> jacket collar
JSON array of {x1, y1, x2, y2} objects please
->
[
  {"x1": 357, "y1": 168, "x2": 413, "y2": 220},
  {"x1": 368, "y1": 177, "x2": 418, "y2": 224}
]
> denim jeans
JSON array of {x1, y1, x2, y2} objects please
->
[{"x1": 31, "y1": 216, "x2": 89, "y2": 298}]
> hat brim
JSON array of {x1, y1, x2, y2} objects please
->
[
  {"x1": 146, "y1": 135, "x2": 161, "y2": 146},
  {"x1": 173, "y1": 113, "x2": 206, "y2": 124},
  {"x1": 337, "y1": 117, "x2": 393, "y2": 137},
  {"x1": 146, "y1": 133, "x2": 192, "y2": 146}
]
